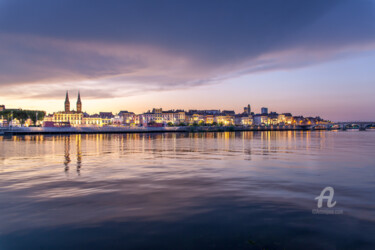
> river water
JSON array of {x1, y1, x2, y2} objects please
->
[{"x1": 0, "y1": 131, "x2": 374, "y2": 249}]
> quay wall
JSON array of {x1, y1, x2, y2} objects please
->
[{"x1": 0, "y1": 125, "x2": 312, "y2": 135}]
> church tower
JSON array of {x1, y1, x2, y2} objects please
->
[
  {"x1": 65, "y1": 91, "x2": 70, "y2": 112},
  {"x1": 76, "y1": 91, "x2": 82, "y2": 113}
]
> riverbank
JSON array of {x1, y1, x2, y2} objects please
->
[{"x1": 0, "y1": 125, "x2": 319, "y2": 135}]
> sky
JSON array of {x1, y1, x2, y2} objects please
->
[{"x1": 0, "y1": 0, "x2": 374, "y2": 121}]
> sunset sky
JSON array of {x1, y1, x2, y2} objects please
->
[{"x1": 0, "y1": 0, "x2": 375, "y2": 121}]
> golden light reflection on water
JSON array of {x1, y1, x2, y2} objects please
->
[
  {"x1": 0, "y1": 130, "x2": 353, "y2": 186},
  {"x1": 0, "y1": 131, "x2": 330, "y2": 174}
]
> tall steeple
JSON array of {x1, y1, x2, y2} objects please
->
[
  {"x1": 65, "y1": 91, "x2": 70, "y2": 112},
  {"x1": 76, "y1": 91, "x2": 82, "y2": 113}
]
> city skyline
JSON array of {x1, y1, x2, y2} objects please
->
[
  {"x1": 1, "y1": 0, "x2": 375, "y2": 121},
  {"x1": 2, "y1": 89, "x2": 327, "y2": 119},
  {"x1": 1, "y1": 90, "x2": 332, "y2": 128},
  {"x1": 1, "y1": 87, "x2": 371, "y2": 122}
]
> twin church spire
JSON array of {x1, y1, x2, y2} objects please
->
[
  {"x1": 64, "y1": 91, "x2": 82, "y2": 113},
  {"x1": 76, "y1": 91, "x2": 82, "y2": 113}
]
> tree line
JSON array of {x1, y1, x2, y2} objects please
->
[{"x1": 0, "y1": 109, "x2": 46, "y2": 126}]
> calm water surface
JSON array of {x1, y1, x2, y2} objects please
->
[{"x1": 0, "y1": 131, "x2": 375, "y2": 249}]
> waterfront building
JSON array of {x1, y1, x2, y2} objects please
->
[
  {"x1": 268, "y1": 112, "x2": 280, "y2": 125},
  {"x1": 189, "y1": 113, "x2": 205, "y2": 124},
  {"x1": 141, "y1": 109, "x2": 186, "y2": 126},
  {"x1": 204, "y1": 115, "x2": 214, "y2": 124},
  {"x1": 142, "y1": 108, "x2": 163, "y2": 125},
  {"x1": 112, "y1": 115, "x2": 122, "y2": 125},
  {"x1": 215, "y1": 115, "x2": 234, "y2": 126},
  {"x1": 161, "y1": 110, "x2": 186, "y2": 125},
  {"x1": 99, "y1": 117, "x2": 112, "y2": 126},
  {"x1": 261, "y1": 107, "x2": 268, "y2": 115},
  {"x1": 49, "y1": 91, "x2": 112, "y2": 127},
  {"x1": 184, "y1": 111, "x2": 195, "y2": 123},
  {"x1": 53, "y1": 112, "x2": 83, "y2": 126},
  {"x1": 276, "y1": 114, "x2": 286, "y2": 124},
  {"x1": 82, "y1": 114, "x2": 102, "y2": 126},
  {"x1": 97, "y1": 112, "x2": 114, "y2": 125},
  {"x1": 186, "y1": 110, "x2": 221, "y2": 125},
  {"x1": 293, "y1": 116, "x2": 304, "y2": 125},
  {"x1": 282, "y1": 113, "x2": 293, "y2": 125},
  {"x1": 52, "y1": 91, "x2": 83, "y2": 126},
  {"x1": 253, "y1": 114, "x2": 269, "y2": 125},
  {"x1": 234, "y1": 115, "x2": 242, "y2": 126},
  {"x1": 304, "y1": 117, "x2": 328, "y2": 125},
  {"x1": 237, "y1": 114, "x2": 253, "y2": 126},
  {"x1": 134, "y1": 114, "x2": 142, "y2": 125},
  {"x1": 174, "y1": 110, "x2": 186, "y2": 124},
  {"x1": 186, "y1": 110, "x2": 237, "y2": 125},
  {"x1": 118, "y1": 111, "x2": 136, "y2": 125},
  {"x1": 242, "y1": 116, "x2": 253, "y2": 126}
]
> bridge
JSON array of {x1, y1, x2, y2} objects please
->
[{"x1": 308, "y1": 121, "x2": 375, "y2": 131}]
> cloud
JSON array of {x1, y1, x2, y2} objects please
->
[{"x1": 0, "y1": 0, "x2": 374, "y2": 99}]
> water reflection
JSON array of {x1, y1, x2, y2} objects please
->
[
  {"x1": 0, "y1": 131, "x2": 375, "y2": 249},
  {"x1": 64, "y1": 136, "x2": 71, "y2": 173},
  {"x1": 59, "y1": 135, "x2": 83, "y2": 176},
  {"x1": 76, "y1": 135, "x2": 82, "y2": 175}
]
